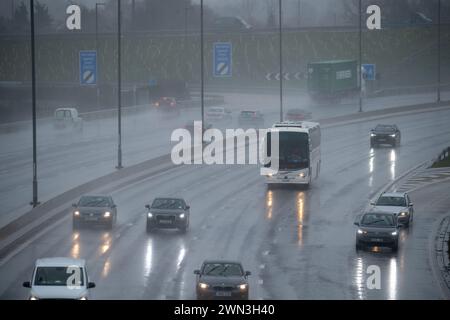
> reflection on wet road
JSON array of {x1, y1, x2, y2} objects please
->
[{"x1": 1, "y1": 109, "x2": 450, "y2": 299}]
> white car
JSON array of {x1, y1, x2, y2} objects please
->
[
  {"x1": 53, "y1": 107, "x2": 83, "y2": 131},
  {"x1": 23, "y1": 257, "x2": 95, "y2": 300},
  {"x1": 371, "y1": 192, "x2": 414, "y2": 227},
  {"x1": 205, "y1": 106, "x2": 232, "y2": 122}
]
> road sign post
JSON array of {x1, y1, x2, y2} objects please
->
[
  {"x1": 79, "y1": 51, "x2": 97, "y2": 85},
  {"x1": 213, "y1": 42, "x2": 232, "y2": 78}
]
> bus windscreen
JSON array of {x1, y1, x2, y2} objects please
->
[{"x1": 266, "y1": 132, "x2": 310, "y2": 170}]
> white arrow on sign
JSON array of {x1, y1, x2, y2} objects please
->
[
  {"x1": 283, "y1": 73, "x2": 290, "y2": 81},
  {"x1": 265, "y1": 72, "x2": 303, "y2": 81},
  {"x1": 265, "y1": 73, "x2": 273, "y2": 81}
]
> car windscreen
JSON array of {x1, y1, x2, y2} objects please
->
[
  {"x1": 78, "y1": 196, "x2": 111, "y2": 207},
  {"x1": 240, "y1": 111, "x2": 256, "y2": 118},
  {"x1": 374, "y1": 125, "x2": 395, "y2": 133},
  {"x1": 361, "y1": 213, "x2": 395, "y2": 227},
  {"x1": 208, "y1": 107, "x2": 223, "y2": 113},
  {"x1": 376, "y1": 196, "x2": 406, "y2": 207},
  {"x1": 34, "y1": 266, "x2": 84, "y2": 286},
  {"x1": 151, "y1": 198, "x2": 185, "y2": 209},
  {"x1": 202, "y1": 263, "x2": 243, "y2": 277},
  {"x1": 266, "y1": 132, "x2": 309, "y2": 170},
  {"x1": 55, "y1": 110, "x2": 70, "y2": 119}
]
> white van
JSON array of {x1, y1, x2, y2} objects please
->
[{"x1": 23, "y1": 257, "x2": 95, "y2": 300}]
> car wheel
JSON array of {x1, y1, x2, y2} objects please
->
[
  {"x1": 180, "y1": 222, "x2": 188, "y2": 234},
  {"x1": 72, "y1": 220, "x2": 80, "y2": 230},
  {"x1": 355, "y1": 241, "x2": 363, "y2": 251},
  {"x1": 370, "y1": 141, "x2": 374, "y2": 148},
  {"x1": 106, "y1": 220, "x2": 114, "y2": 230},
  {"x1": 391, "y1": 242, "x2": 398, "y2": 252},
  {"x1": 146, "y1": 224, "x2": 153, "y2": 233}
]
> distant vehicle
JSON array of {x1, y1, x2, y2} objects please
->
[
  {"x1": 194, "y1": 260, "x2": 251, "y2": 300},
  {"x1": 285, "y1": 108, "x2": 312, "y2": 121},
  {"x1": 371, "y1": 192, "x2": 414, "y2": 227},
  {"x1": 205, "y1": 106, "x2": 232, "y2": 122},
  {"x1": 209, "y1": 16, "x2": 252, "y2": 31},
  {"x1": 72, "y1": 195, "x2": 117, "y2": 230},
  {"x1": 154, "y1": 96, "x2": 177, "y2": 108},
  {"x1": 307, "y1": 60, "x2": 358, "y2": 101},
  {"x1": 370, "y1": 124, "x2": 401, "y2": 147},
  {"x1": 22, "y1": 257, "x2": 96, "y2": 300},
  {"x1": 262, "y1": 121, "x2": 321, "y2": 187},
  {"x1": 238, "y1": 110, "x2": 264, "y2": 128},
  {"x1": 354, "y1": 211, "x2": 400, "y2": 252},
  {"x1": 411, "y1": 12, "x2": 433, "y2": 25},
  {"x1": 53, "y1": 107, "x2": 83, "y2": 131},
  {"x1": 145, "y1": 197, "x2": 190, "y2": 233}
]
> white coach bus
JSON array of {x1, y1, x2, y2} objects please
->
[{"x1": 262, "y1": 121, "x2": 321, "y2": 187}]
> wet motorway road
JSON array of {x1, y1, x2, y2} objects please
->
[{"x1": 0, "y1": 108, "x2": 450, "y2": 299}]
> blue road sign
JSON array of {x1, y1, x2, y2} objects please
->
[
  {"x1": 79, "y1": 51, "x2": 97, "y2": 85},
  {"x1": 362, "y1": 64, "x2": 376, "y2": 81},
  {"x1": 213, "y1": 42, "x2": 232, "y2": 77}
]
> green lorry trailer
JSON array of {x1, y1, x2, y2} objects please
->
[{"x1": 307, "y1": 60, "x2": 359, "y2": 100}]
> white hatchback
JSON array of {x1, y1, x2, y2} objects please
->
[{"x1": 23, "y1": 257, "x2": 95, "y2": 300}]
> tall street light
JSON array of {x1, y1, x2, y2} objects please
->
[
  {"x1": 358, "y1": 0, "x2": 363, "y2": 112},
  {"x1": 200, "y1": 0, "x2": 204, "y2": 153},
  {"x1": 95, "y1": 2, "x2": 105, "y2": 109},
  {"x1": 30, "y1": 0, "x2": 39, "y2": 207},
  {"x1": 437, "y1": 0, "x2": 441, "y2": 103},
  {"x1": 116, "y1": 0, "x2": 123, "y2": 169},
  {"x1": 279, "y1": 0, "x2": 283, "y2": 122}
]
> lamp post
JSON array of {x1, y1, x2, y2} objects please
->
[
  {"x1": 437, "y1": 0, "x2": 441, "y2": 103},
  {"x1": 95, "y1": 3, "x2": 105, "y2": 109},
  {"x1": 358, "y1": 0, "x2": 363, "y2": 113},
  {"x1": 116, "y1": 0, "x2": 123, "y2": 169},
  {"x1": 200, "y1": 0, "x2": 205, "y2": 153},
  {"x1": 30, "y1": 0, "x2": 39, "y2": 207},
  {"x1": 279, "y1": 0, "x2": 283, "y2": 121}
]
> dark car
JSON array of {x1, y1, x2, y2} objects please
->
[
  {"x1": 354, "y1": 211, "x2": 400, "y2": 252},
  {"x1": 194, "y1": 261, "x2": 251, "y2": 300},
  {"x1": 72, "y1": 195, "x2": 117, "y2": 230},
  {"x1": 238, "y1": 110, "x2": 264, "y2": 128},
  {"x1": 145, "y1": 198, "x2": 190, "y2": 233},
  {"x1": 370, "y1": 124, "x2": 401, "y2": 148},
  {"x1": 285, "y1": 108, "x2": 312, "y2": 121},
  {"x1": 154, "y1": 97, "x2": 180, "y2": 115}
]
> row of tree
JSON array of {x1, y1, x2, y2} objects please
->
[{"x1": 0, "y1": 0, "x2": 448, "y2": 35}]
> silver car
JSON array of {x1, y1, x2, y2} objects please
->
[
  {"x1": 72, "y1": 195, "x2": 117, "y2": 230},
  {"x1": 354, "y1": 211, "x2": 400, "y2": 252},
  {"x1": 371, "y1": 192, "x2": 414, "y2": 227}
]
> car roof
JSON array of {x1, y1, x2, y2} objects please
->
[
  {"x1": 202, "y1": 260, "x2": 243, "y2": 265},
  {"x1": 379, "y1": 192, "x2": 406, "y2": 198},
  {"x1": 55, "y1": 107, "x2": 76, "y2": 112},
  {"x1": 36, "y1": 257, "x2": 86, "y2": 267},
  {"x1": 153, "y1": 197, "x2": 185, "y2": 201},
  {"x1": 80, "y1": 194, "x2": 111, "y2": 198},
  {"x1": 364, "y1": 210, "x2": 397, "y2": 216}
]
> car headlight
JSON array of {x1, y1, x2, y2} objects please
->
[
  {"x1": 74, "y1": 211, "x2": 80, "y2": 216},
  {"x1": 299, "y1": 172, "x2": 305, "y2": 178},
  {"x1": 238, "y1": 284, "x2": 248, "y2": 290},
  {"x1": 30, "y1": 296, "x2": 39, "y2": 300},
  {"x1": 104, "y1": 211, "x2": 111, "y2": 218},
  {"x1": 266, "y1": 173, "x2": 273, "y2": 177},
  {"x1": 370, "y1": 133, "x2": 376, "y2": 137},
  {"x1": 79, "y1": 296, "x2": 87, "y2": 300},
  {"x1": 391, "y1": 231, "x2": 398, "y2": 236},
  {"x1": 179, "y1": 213, "x2": 185, "y2": 219},
  {"x1": 147, "y1": 212, "x2": 153, "y2": 218},
  {"x1": 199, "y1": 283, "x2": 209, "y2": 289},
  {"x1": 390, "y1": 134, "x2": 396, "y2": 137},
  {"x1": 357, "y1": 229, "x2": 366, "y2": 235}
]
